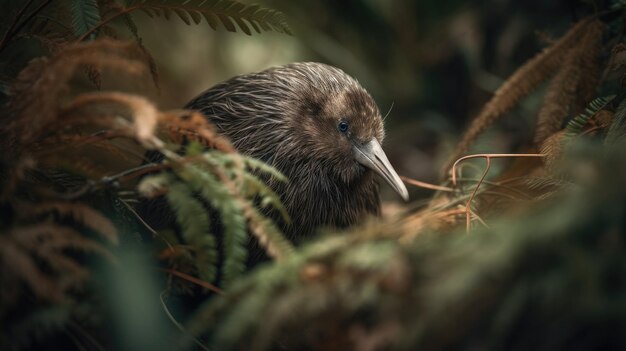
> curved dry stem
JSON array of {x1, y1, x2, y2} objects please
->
[
  {"x1": 451, "y1": 154, "x2": 546, "y2": 186},
  {"x1": 449, "y1": 153, "x2": 546, "y2": 233},
  {"x1": 400, "y1": 176, "x2": 454, "y2": 192}
]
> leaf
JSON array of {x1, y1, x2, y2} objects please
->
[
  {"x1": 188, "y1": 10, "x2": 203, "y2": 25},
  {"x1": 217, "y1": 13, "x2": 237, "y2": 32},
  {"x1": 130, "y1": 0, "x2": 292, "y2": 35},
  {"x1": 30, "y1": 202, "x2": 119, "y2": 244},
  {"x1": 564, "y1": 95, "x2": 614, "y2": 139},
  {"x1": 173, "y1": 8, "x2": 191, "y2": 25},
  {"x1": 67, "y1": 0, "x2": 102, "y2": 38},
  {"x1": 180, "y1": 164, "x2": 248, "y2": 287},
  {"x1": 165, "y1": 179, "x2": 218, "y2": 283},
  {"x1": 202, "y1": 12, "x2": 220, "y2": 30}
]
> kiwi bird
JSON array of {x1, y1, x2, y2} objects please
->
[{"x1": 185, "y1": 62, "x2": 408, "y2": 241}]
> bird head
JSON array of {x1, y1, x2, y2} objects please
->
[{"x1": 283, "y1": 64, "x2": 409, "y2": 201}]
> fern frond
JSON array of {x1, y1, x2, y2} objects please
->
[
  {"x1": 2, "y1": 222, "x2": 114, "y2": 303},
  {"x1": 0, "y1": 236, "x2": 62, "y2": 301},
  {"x1": 539, "y1": 131, "x2": 565, "y2": 170},
  {"x1": 564, "y1": 95, "x2": 614, "y2": 138},
  {"x1": 203, "y1": 152, "x2": 290, "y2": 222},
  {"x1": 180, "y1": 164, "x2": 248, "y2": 288},
  {"x1": 164, "y1": 177, "x2": 218, "y2": 283},
  {"x1": 29, "y1": 202, "x2": 118, "y2": 243},
  {"x1": 6, "y1": 39, "x2": 147, "y2": 148},
  {"x1": 238, "y1": 154, "x2": 289, "y2": 184},
  {"x1": 244, "y1": 205, "x2": 294, "y2": 261},
  {"x1": 137, "y1": 172, "x2": 171, "y2": 198},
  {"x1": 160, "y1": 111, "x2": 236, "y2": 153},
  {"x1": 129, "y1": 0, "x2": 292, "y2": 35},
  {"x1": 68, "y1": 0, "x2": 102, "y2": 38},
  {"x1": 240, "y1": 172, "x2": 290, "y2": 223},
  {"x1": 59, "y1": 91, "x2": 160, "y2": 147},
  {"x1": 22, "y1": 225, "x2": 113, "y2": 261}
]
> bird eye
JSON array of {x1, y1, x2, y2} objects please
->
[{"x1": 338, "y1": 120, "x2": 349, "y2": 134}]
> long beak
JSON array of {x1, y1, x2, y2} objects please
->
[{"x1": 353, "y1": 139, "x2": 409, "y2": 201}]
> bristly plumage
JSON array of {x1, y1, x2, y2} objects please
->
[{"x1": 186, "y1": 62, "x2": 406, "y2": 240}]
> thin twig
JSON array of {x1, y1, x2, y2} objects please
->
[
  {"x1": 450, "y1": 153, "x2": 546, "y2": 233},
  {"x1": 451, "y1": 153, "x2": 546, "y2": 186},
  {"x1": 400, "y1": 176, "x2": 453, "y2": 192},
  {"x1": 58, "y1": 162, "x2": 169, "y2": 200},
  {"x1": 77, "y1": 6, "x2": 139, "y2": 42},
  {"x1": 465, "y1": 156, "x2": 491, "y2": 233},
  {"x1": 159, "y1": 291, "x2": 211, "y2": 351},
  {"x1": 104, "y1": 163, "x2": 169, "y2": 184},
  {"x1": 161, "y1": 268, "x2": 223, "y2": 295},
  {"x1": 119, "y1": 198, "x2": 174, "y2": 251},
  {"x1": 470, "y1": 209, "x2": 490, "y2": 229},
  {"x1": 454, "y1": 177, "x2": 532, "y2": 199}
]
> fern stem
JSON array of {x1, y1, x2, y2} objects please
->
[
  {"x1": 77, "y1": 6, "x2": 140, "y2": 42},
  {"x1": 161, "y1": 268, "x2": 223, "y2": 295}
]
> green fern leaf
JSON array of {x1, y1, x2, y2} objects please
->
[
  {"x1": 67, "y1": 0, "x2": 102, "y2": 38},
  {"x1": 217, "y1": 13, "x2": 237, "y2": 32},
  {"x1": 202, "y1": 12, "x2": 220, "y2": 30},
  {"x1": 130, "y1": 0, "x2": 292, "y2": 35},
  {"x1": 179, "y1": 164, "x2": 248, "y2": 288},
  {"x1": 138, "y1": 7, "x2": 155, "y2": 17},
  {"x1": 173, "y1": 8, "x2": 191, "y2": 25},
  {"x1": 246, "y1": 206, "x2": 294, "y2": 260},
  {"x1": 164, "y1": 177, "x2": 218, "y2": 283},
  {"x1": 564, "y1": 95, "x2": 614, "y2": 139},
  {"x1": 188, "y1": 10, "x2": 203, "y2": 25},
  {"x1": 201, "y1": 152, "x2": 290, "y2": 222},
  {"x1": 121, "y1": 13, "x2": 140, "y2": 39}
]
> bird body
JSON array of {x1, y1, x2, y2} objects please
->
[{"x1": 186, "y1": 62, "x2": 407, "y2": 240}]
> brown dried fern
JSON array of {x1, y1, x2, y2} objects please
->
[
  {"x1": 443, "y1": 18, "x2": 597, "y2": 175},
  {"x1": 59, "y1": 91, "x2": 160, "y2": 147},
  {"x1": 29, "y1": 201, "x2": 118, "y2": 243},
  {"x1": 2, "y1": 222, "x2": 114, "y2": 303},
  {"x1": 5, "y1": 39, "x2": 147, "y2": 150},
  {"x1": 574, "y1": 21, "x2": 604, "y2": 114},
  {"x1": 534, "y1": 20, "x2": 604, "y2": 145},
  {"x1": 533, "y1": 55, "x2": 580, "y2": 145},
  {"x1": 160, "y1": 110, "x2": 236, "y2": 153}
]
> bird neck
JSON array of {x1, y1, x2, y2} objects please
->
[{"x1": 276, "y1": 162, "x2": 381, "y2": 241}]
